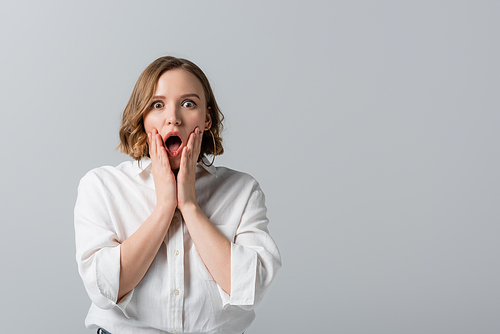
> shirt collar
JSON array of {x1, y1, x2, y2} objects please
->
[
  {"x1": 134, "y1": 156, "x2": 217, "y2": 177},
  {"x1": 199, "y1": 156, "x2": 217, "y2": 177},
  {"x1": 135, "y1": 157, "x2": 152, "y2": 176}
]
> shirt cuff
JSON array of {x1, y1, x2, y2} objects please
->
[
  {"x1": 223, "y1": 242, "x2": 258, "y2": 307},
  {"x1": 95, "y1": 244, "x2": 132, "y2": 318}
]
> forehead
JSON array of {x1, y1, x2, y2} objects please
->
[{"x1": 155, "y1": 68, "x2": 205, "y2": 100}]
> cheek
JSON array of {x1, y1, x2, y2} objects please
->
[
  {"x1": 199, "y1": 113, "x2": 210, "y2": 126},
  {"x1": 143, "y1": 114, "x2": 156, "y2": 132},
  {"x1": 187, "y1": 114, "x2": 207, "y2": 129}
]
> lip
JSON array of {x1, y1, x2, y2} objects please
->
[{"x1": 163, "y1": 131, "x2": 184, "y2": 157}]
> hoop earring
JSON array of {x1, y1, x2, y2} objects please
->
[{"x1": 203, "y1": 129, "x2": 217, "y2": 167}]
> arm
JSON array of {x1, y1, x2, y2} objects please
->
[
  {"x1": 75, "y1": 129, "x2": 177, "y2": 313},
  {"x1": 181, "y1": 203, "x2": 231, "y2": 294},
  {"x1": 229, "y1": 187, "x2": 282, "y2": 309},
  {"x1": 118, "y1": 129, "x2": 177, "y2": 300},
  {"x1": 177, "y1": 128, "x2": 281, "y2": 305},
  {"x1": 182, "y1": 181, "x2": 281, "y2": 309},
  {"x1": 117, "y1": 205, "x2": 174, "y2": 300},
  {"x1": 177, "y1": 128, "x2": 232, "y2": 294}
]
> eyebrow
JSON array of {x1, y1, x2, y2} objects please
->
[
  {"x1": 152, "y1": 94, "x2": 201, "y2": 100},
  {"x1": 152, "y1": 95, "x2": 166, "y2": 100},
  {"x1": 181, "y1": 93, "x2": 201, "y2": 100}
]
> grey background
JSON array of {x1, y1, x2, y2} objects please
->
[{"x1": 1, "y1": 1, "x2": 499, "y2": 333}]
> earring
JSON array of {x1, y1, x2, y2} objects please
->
[{"x1": 203, "y1": 129, "x2": 217, "y2": 167}]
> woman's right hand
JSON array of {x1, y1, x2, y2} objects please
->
[
  {"x1": 148, "y1": 128, "x2": 177, "y2": 211},
  {"x1": 118, "y1": 129, "x2": 177, "y2": 300}
]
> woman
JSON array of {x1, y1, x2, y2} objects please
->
[{"x1": 74, "y1": 56, "x2": 281, "y2": 334}]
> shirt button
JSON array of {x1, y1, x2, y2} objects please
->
[
  {"x1": 174, "y1": 250, "x2": 180, "y2": 256},
  {"x1": 172, "y1": 216, "x2": 179, "y2": 224},
  {"x1": 174, "y1": 289, "x2": 180, "y2": 295}
]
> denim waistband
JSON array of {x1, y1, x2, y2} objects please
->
[
  {"x1": 97, "y1": 329, "x2": 111, "y2": 334},
  {"x1": 97, "y1": 328, "x2": 243, "y2": 334}
]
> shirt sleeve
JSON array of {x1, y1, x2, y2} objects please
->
[
  {"x1": 221, "y1": 182, "x2": 282, "y2": 310},
  {"x1": 74, "y1": 171, "x2": 133, "y2": 318}
]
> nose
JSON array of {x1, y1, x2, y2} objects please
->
[{"x1": 165, "y1": 105, "x2": 181, "y2": 126}]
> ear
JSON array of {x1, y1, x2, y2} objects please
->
[{"x1": 204, "y1": 107, "x2": 212, "y2": 131}]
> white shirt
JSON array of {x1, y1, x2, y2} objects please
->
[{"x1": 74, "y1": 157, "x2": 281, "y2": 334}]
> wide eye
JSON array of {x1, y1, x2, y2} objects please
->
[
  {"x1": 151, "y1": 101, "x2": 164, "y2": 109},
  {"x1": 182, "y1": 100, "x2": 196, "y2": 108}
]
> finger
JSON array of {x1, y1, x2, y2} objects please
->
[
  {"x1": 149, "y1": 129, "x2": 158, "y2": 157},
  {"x1": 186, "y1": 130, "x2": 196, "y2": 153},
  {"x1": 151, "y1": 130, "x2": 164, "y2": 157},
  {"x1": 193, "y1": 127, "x2": 202, "y2": 158},
  {"x1": 180, "y1": 146, "x2": 189, "y2": 170},
  {"x1": 186, "y1": 127, "x2": 202, "y2": 159},
  {"x1": 155, "y1": 130, "x2": 163, "y2": 153},
  {"x1": 154, "y1": 131, "x2": 172, "y2": 170}
]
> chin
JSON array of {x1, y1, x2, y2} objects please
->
[{"x1": 169, "y1": 157, "x2": 181, "y2": 170}]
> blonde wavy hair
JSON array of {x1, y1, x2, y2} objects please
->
[{"x1": 118, "y1": 56, "x2": 224, "y2": 161}]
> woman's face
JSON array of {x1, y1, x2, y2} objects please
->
[{"x1": 143, "y1": 68, "x2": 212, "y2": 169}]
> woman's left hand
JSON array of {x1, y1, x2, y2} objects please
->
[
  {"x1": 177, "y1": 127, "x2": 203, "y2": 212},
  {"x1": 176, "y1": 127, "x2": 232, "y2": 294}
]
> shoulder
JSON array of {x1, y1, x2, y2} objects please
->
[
  {"x1": 78, "y1": 160, "x2": 139, "y2": 188},
  {"x1": 216, "y1": 165, "x2": 258, "y2": 184},
  {"x1": 211, "y1": 165, "x2": 264, "y2": 195}
]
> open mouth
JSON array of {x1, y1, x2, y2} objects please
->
[{"x1": 164, "y1": 134, "x2": 183, "y2": 153}]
